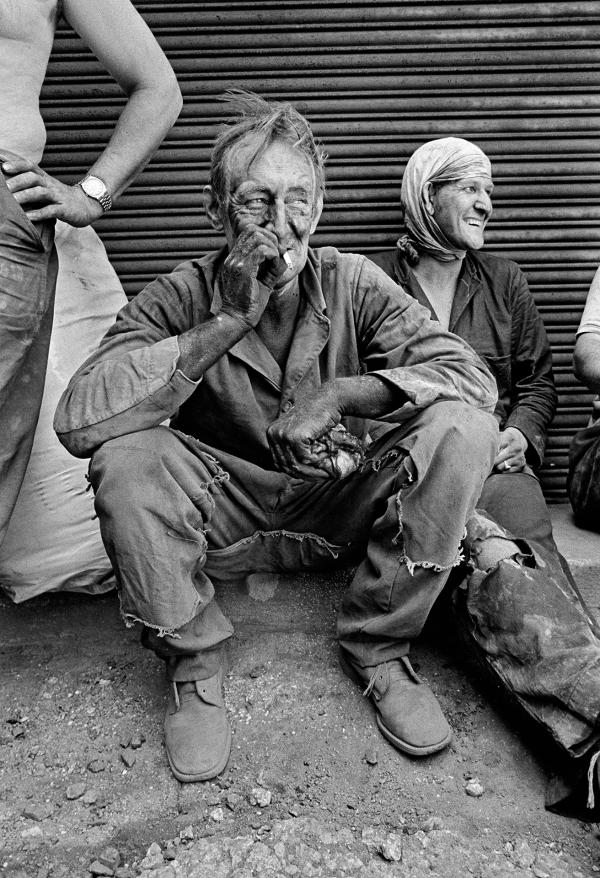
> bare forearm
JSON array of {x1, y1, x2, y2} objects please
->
[
  {"x1": 575, "y1": 334, "x2": 600, "y2": 393},
  {"x1": 324, "y1": 375, "x2": 404, "y2": 420},
  {"x1": 64, "y1": 0, "x2": 182, "y2": 200},
  {"x1": 87, "y1": 81, "x2": 182, "y2": 199},
  {"x1": 177, "y1": 313, "x2": 249, "y2": 381}
]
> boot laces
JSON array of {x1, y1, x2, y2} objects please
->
[
  {"x1": 363, "y1": 657, "x2": 421, "y2": 699},
  {"x1": 587, "y1": 750, "x2": 600, "y2": 809},
  {"x1": 172, "y1": 681, "x2": 181, "y2": 711},
  {"x1": 363, "y1": 670, "x2": 380, "y2": 699}
]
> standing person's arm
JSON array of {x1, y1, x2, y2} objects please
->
[
  {"x1": 2, "y1": 0, "x2": 182, "y2": 227},
  {"x1": 574, "y1": 267, "x2": 600, "y2": 393},
  {"x1": 575, "y1": 333, "x2": 600, "y2": 393}
]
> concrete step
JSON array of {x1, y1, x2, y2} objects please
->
[{"x1": 551, "y1": 503, "x2": 600, "y2": 618}]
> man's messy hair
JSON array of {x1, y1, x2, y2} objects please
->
[{"x1": 210, "y1": 89, "x2": 327, "y2": 202}]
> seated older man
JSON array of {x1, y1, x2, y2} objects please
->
[
  {"x1": 568, "y1": 266, "x2": 600, "y2": 529},
  {"x1": 54, "y1": 91, "x2": 498, "y2": 783}
]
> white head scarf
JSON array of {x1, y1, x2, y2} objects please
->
[{"x1": 399, "y1": 137, "x2": 493, "y2": 263}]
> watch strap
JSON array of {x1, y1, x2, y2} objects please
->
[{"x1": 77, "y1": 176, "x2": 113, "y2": 213}]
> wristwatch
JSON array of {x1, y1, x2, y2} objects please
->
[{"x1": 77, "y1": 175, "x2": 112, "y2": 213}]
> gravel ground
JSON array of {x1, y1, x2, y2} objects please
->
[{"x1": 1, "y1": 573, "x2": 599, "y2": 877}]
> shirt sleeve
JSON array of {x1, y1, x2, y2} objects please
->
[
  {"x1": 352, "y1": 258, "x2": 498, "y2": 417},
  {"x1": 503, "y1": 265, "x2": 557, "y2": 469},
  {"x1": 54, "y1": 271, "x2": 202, "y2": 457}
]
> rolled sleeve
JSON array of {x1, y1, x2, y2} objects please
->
[
  {"x1": 54, "y1": 265, "x2": 208, "y2": 458},
  {"x1": 371, "y1": 353, "x2": 497, "y2": 419},
  {"x1": 54, "y1": 336, "x2": 200, "y2": 457}
]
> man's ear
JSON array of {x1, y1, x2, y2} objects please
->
[
  {"x1": 422, "y1": 182, "x2": 436, "y2": 217},
  {"x1": 310, "y1": 193, "x2": 324, "y2": 234},
  {"x1": 203, "y1": 185, "x2": 224, "y2": 230}
]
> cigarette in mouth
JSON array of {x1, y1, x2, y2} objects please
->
[{"x1": 282, "y1": 251, "x2": 293, "y2": 270}]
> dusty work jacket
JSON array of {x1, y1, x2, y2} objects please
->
[
  {"x1": 54, "y1": 247, "x2": 497, "y2": 464},
  {"x1": 370, "y1": 248, "x2": 557, "y2": 470}
]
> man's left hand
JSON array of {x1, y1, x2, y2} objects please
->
[
  {"x1": 267, "y1": 387, "x2": 343, "y2": 479},
  {"x1": 2, "y1": 157, "x2": 104, "y2": 227},
  {"x1": 493, "y1": 426, "x2": 528, "y2": 473}
]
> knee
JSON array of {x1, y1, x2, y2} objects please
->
[
  {"x1": 426, "y1": 402, "x2": 498, "y2": 460},
  {"x1": 89, "y1": 426, "x2": 175, "y2": 499}
]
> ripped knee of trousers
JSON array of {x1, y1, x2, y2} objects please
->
[
  {"x1": 465, "y1": 509, "x2": 536, "y2": 573},
  {"x1": 471, "y1": 535, "x2": 520, "y2": 571}
]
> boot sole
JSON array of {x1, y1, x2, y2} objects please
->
[
  {"x1": 376, "y1": 714, "x2": 452, "y2": 756},
  {"x1": 166, "y1": 723, "x2": 232, "y2": 783},
  {"x1": 339, "y1": 652, "x2": 452, "y2": 757}
]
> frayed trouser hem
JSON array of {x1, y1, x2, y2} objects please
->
[
  {"x1": 121, "y1": 611, "x2": 182, "y2": 639},
  {"x1": 117, "y1": 584, "x2": 200, "y2": 639},
  {"x1": 218, "y1": 527, "x2": 345, "y2": 559},
  {"x1": 399, "y1": 544, "x2": 466, "y2": 576}
]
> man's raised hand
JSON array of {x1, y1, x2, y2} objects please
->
[{"x1": 219, "y1": 223, "x2": 287, "y2": 330}]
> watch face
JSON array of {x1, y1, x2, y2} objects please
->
[{"x1": 82, "y1": 177, "x2": 105, "y2": 198}]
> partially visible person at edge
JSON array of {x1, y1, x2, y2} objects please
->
[
  {"x1": 371, "y1": 136, "x2": 600, "y2": 820},
  {"x1": 55, "y1": 91, "x2": 499, "y2": 786},
  {"x1": 0, "y1": 0, "x2": 182, "y2": 547},
  {"x1": 568, "y1": 266, "x2": 600, "y2": 529}
]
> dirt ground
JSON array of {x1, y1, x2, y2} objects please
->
[{"x1": 1, "y1": 569, "x2": 600, "y2": 877}]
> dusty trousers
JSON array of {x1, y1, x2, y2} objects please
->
[
  {"x1": 89, "y1": 401, "x2": 498, "y2": 681},
  {"x1": 0, "y1": 156, "x2": 57, "y2": 546}
]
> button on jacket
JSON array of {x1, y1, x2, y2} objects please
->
[
  {"x1": 370, "y1": 248, "x2": 556, "y2": 470},
  {"x1": 54, "y1": 247, "x2": 497, "y2": 461}
]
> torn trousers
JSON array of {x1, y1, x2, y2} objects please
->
[
  {"x1": 88, "y1": 400, "x2": 498, "y2": 681},
  {"x1": 0, "y1": 154, "x2": 57, "y2": 546},
  {"x1": 452, "y1": 469, "x2": 600, "y2": 814}
]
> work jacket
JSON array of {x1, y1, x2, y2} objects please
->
[
  {"x1": 370, "y1": 248, "x2": 557, "y2": 470},
  {"x1": 55, "y1": 247, "x2": 497, "y2": 465}
]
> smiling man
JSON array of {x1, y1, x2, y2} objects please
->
[
  {"x1": 372, "y1": 137, "x2": 600, "y2": 820},
  {"x1": 54, "y1": 93, "x2": 499, "y2": 783}
]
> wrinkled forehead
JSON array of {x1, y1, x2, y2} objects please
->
[
  {"x1": 223, "y1": 132, "x2": 316, "y2": 196},
  {"x1": 438, "y1": 172, "x2": 494, "y2": 189}
]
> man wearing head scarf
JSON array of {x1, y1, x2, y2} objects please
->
[{"x1": 372, "y1": 137, "x2": 600, "y2": 820}]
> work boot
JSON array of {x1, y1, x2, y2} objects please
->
[
  {"x1": 340, "y1": 650, "x2": 452, "y2": 756},
  {"x1": 164, "y1": 667, "x2": 231, "y2": 782},
  {"x1": 546, "y1": 750, "x2": 600, "y2": 820}
]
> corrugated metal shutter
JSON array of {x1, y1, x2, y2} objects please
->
[{"x1": 41, "y1": 1, "x2": 600, "y2": 500}]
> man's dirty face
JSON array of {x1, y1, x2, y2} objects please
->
[{"x1": 220, "y1": 135, "x2": 322, "y2": 287}]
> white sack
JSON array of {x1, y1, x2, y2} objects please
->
[{"x1": 0, "y1": 221, "x2": 126, "y2": 601}]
